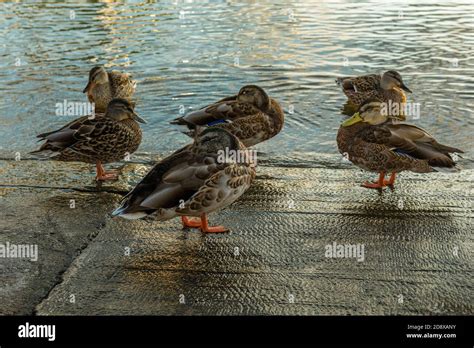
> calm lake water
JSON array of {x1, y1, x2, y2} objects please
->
[{"x1": 0, "y1": 1, "x2": 473, "y2": 162}]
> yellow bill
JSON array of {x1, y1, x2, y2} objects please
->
[{"x1": 341, "y1": 112, "x2": 363, "y2": 127}]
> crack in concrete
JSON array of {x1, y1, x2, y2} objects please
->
[
  {"x1": 0, "y1": 157, "x2": 155, "y2": 165},
  {"x1": 1, "y1": 161, "x2": 131, "y2": 314},
  {"x1": 32, "y1": 214, "x2": 110, "y2": 315},
  {"x1": 0, "y1": 184, "x2": 128, "y2": 195}
]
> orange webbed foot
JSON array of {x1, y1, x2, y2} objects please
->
[
  {"x1": 96, "y1": 172, "x2": 119, "y2": 181},
  {"x1": 361, "y1": 172, "x2": 388, "y2": 189},
  {"x1": 181, "y1": 216, "x2": 202, "y2": 229},
  {"x1": 95, "y1": 161, "x2": 119, "y2": 181},
  {"x1": 201, "y1": 225, "x2": 229, "y2": 233},
  {"x1": 362, "y1": 181, "x2": 385, "y2": 189},
  {"x1": 199, "y1": 213, "x2": 230, "y2": 234}
]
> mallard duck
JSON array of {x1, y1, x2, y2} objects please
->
[
  {"x1": 337, "y1": 101, "x2": 463, "y2": 189},
  {"x1": 170, "y1": 85, "x2": 284, "y2": 147},
  {"x1": 83, "y1": 66, "x2": 137, "y2": 113},
  {"x1": 112, "y1": 128, "x2": 256, "y2": 233},
  {"x1": 31, "y1": 98, "x2": 146, "y2": 181},
  {"x1": 336, "y1": 70, "x2": 412, "y2": 111}
]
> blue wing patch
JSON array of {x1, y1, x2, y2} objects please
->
[
  {"x1": 207, "y1": 119, "x2": 229, "y2": 126},
  {"x1": 392, "y1": 148, "x2": 416, "y2": 159}
]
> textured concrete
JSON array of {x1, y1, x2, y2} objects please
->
[
  {"x1": 0, "y1": 155, "x2": 473, "y2": 315},
  {"x1": 0, "y1": 159, "x2": 123, "y2": 315}
]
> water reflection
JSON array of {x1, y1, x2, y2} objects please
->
[{"x1": 0, "y1": 1, "x2": 472, "y2": 160}]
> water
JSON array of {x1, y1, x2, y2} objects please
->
[{"x1": 0, "y1": 0, "x2": 473, "y2": 162}]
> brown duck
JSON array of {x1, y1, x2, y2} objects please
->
[
  {"x1": 336, "y1": 70, "x2": 412, "y2": 110},
  {"x1": 32, "y1": 98, "x2": 146, "y2": 181},
  {"x1": 112, "y1": 128, "x2": 256, "y2": 233},
  {"x1": 170, "y1": 85, "x2": 284, "y2": 147},
  {"x1": 337, "y1": 101, "x2": 463, "y2": 189},
  {"x1": 83, "y1": 66, "x2": 137, "y2": 113}
]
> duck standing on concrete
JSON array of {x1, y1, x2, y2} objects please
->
[
  {"x1": 32, "y1": 99, "x2": 146, "y2": 181},
  {"x1": 112, "y1": 128, "x2": 256, "y2": 233},
  {"x1": 337, "y1": 101, "x2": 463, "y2": 189}
]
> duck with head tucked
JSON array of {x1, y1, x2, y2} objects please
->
[
  {"x1": 31, "y1": 98, "x2": 146, "y2": 181},
  {"x1": 170, "y1": 85, "x2": 284, "y2": 147},
  {"x1": 112, "y1": 128, "x2": 256, "y2": 233},
  {"x1": 337, "y1": 101, "x2": 463, "y2": 189},
  {"x1": 336, "y1": 70, "x2": 412, "y2": 113},
  {"x1": 83, "y1": 66, "x2": 137, "y2": 113}
]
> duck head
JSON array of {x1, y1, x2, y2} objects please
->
[
  {"x1": 381, "y1": 70, "x2": 412, "y2": 93},
  {"x1": 237, "y1": 85, "x2": 270, "y2": 111},
  {"x1": 105, "y1": 98, "x2": 146, "y2": 123},
  {"x1": 83, "y1": 66, "x2": 109, "y2": 94},
  {"x1": 194, "y1": 127, "x2": 240, "y2": 154},
  {"x1": 195, "y1": 127, "x2": 256, "y2": 166},
  {"x1": 341, "y1": 101, "x2": 404, "y2": 127}
]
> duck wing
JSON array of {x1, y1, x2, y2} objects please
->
[
  {"x1": 170, "y1": 97, "x2": 260, "y2": 128},
  {"x1": 336, "y1": 74, "x2": 380, "y2": 93},
  {"x1": 360, "y1": 123, "x2": 463, "y2": 168},
  {"x1": 212, "y1": 112, "x2": 271, "y2": 147},
  {"x1": 32, "y1": 116, "x2": 124, "y2": 160},
  {"x1": 176, "y1": 163, "x2": 255, "y2": 216},
  {"x1": 32, "y1": 116, "x2": 100, "y2": 156},
  {"x1": 35, "y1": 115, "x2": 92, "y2": 139},
  {"x1": 112, "y1": 145, "x2": 223, "y2": 218}
]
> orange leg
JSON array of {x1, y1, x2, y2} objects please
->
[
  {"x1": 200, "y1": 213, "x2": 229, "y2": 233},
  {"x1": 95, "y1": 161, "x2": 119, "y2": 181},
  {"x1": 181, "y1": 216, "x2": 202, "y2": 228},
  {"x1": 384, "y1": 172, "x2": 396, "y2": 186},
  {"x1": 362, "y1": 172, "x2": 386, "y2": 189}
]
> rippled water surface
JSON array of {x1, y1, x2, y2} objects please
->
[{"x1": 0, "y1": 0, "x2": 473, "y2": 159}]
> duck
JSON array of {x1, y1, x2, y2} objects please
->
[
  {"x1": 337, "y1": 101, "x2": 463, "y2": 189},
  {"x1": 336, "y1": 70, "x2": 412, "y2": 113},
  {"x1": 83, "y1": 66, "x2": 137, "y2": 113},
  {"x1": 31, "y1": 98, "x2": 146, "y2": 181},
  {"x1": 170, "y1": 85, "x2": 284, "y2": 147},
  {"x1": 112, "y1": 128, "x2": 256, "y2": 233}
]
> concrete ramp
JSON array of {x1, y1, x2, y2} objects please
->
[{"x1": 0, "y1": 155, "x2": 472, "y2": 315}]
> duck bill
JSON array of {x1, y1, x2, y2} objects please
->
[
  {"x1": 132, "y1": 112, "x2": 147, "y2": 124},
  {"x1": 342, "y1": 112, "x2": 363, "y2": 127},
  {"x1": 400, "y1": 82, "x2": 412, "y2": 93},
  {"x1": 83, "y1": 81, "x2": 94, "y2": 93}
]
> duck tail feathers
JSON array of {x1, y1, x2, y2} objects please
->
[
  {"x1": 170, "y1": 117, "x2": 196, "y2": 128},
  {"x1": 431, "y1": 166, "x2": 461, "y2": 173}
]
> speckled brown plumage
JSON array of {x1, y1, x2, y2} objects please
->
[
  {"x1": 336, "y1": 71, "x2": 410, "y2": 108},
  {"x1": 112, "y1": 128, "x2": 256, "y2": 233},
  {"x1": 83, "y1": 66, "x2": 136, "y2": 113},
  {"x1": 171, "y1": 85, "x2": 284, "y2": 147},
  {"x1": 338, "y1": 122, "x2": 433, "y2": 173},
  {"x1": 337, "y1": 105, "x2": 464, "y2": 183},
  {"x1": 32, "y1": 99, "x2": 144, "y2": 166}
]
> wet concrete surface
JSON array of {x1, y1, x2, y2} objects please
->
[{"x1": 0, "y1": 155, "x2": 473, "y2": 315}]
